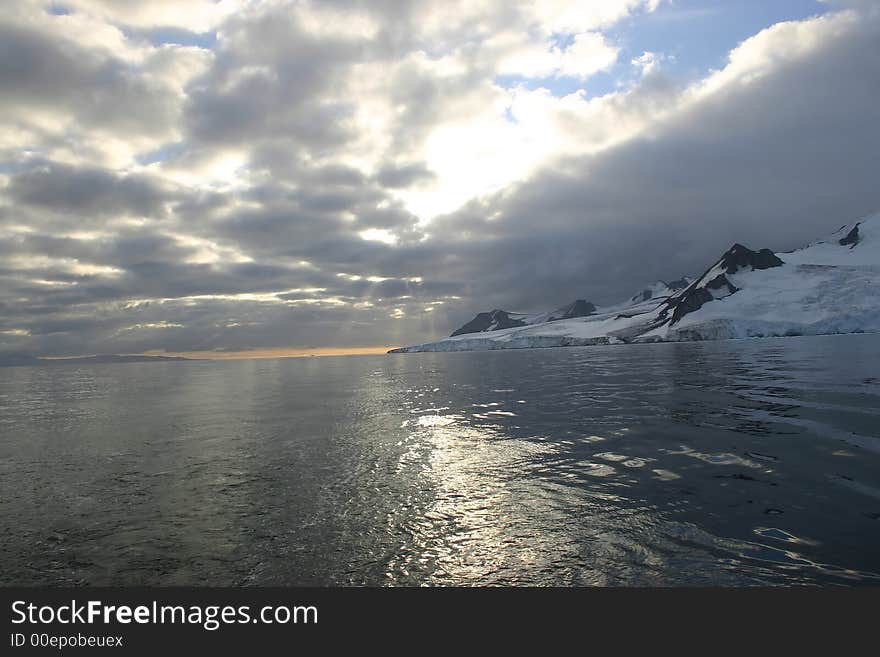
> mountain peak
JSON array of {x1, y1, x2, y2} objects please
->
[
  {"x1": 449, "y1": 299, "x2": 596, "y2": 337},
  {"x1": 718, "y1": 243, "x2": 784, "y2": 275},
  {"x1": 546, "y1": 299, "x2": 596, "y2": 321},
  {"x1": 657, "y1": 243, "x2": 783, "y2": 326},
  {"x1": 450, "y1": 309, "x2": 526, "y2": 337},
  {"x1": 838, "y1": 222, "x2": 860, "y2": 247},
  {"x1": 665, "y1": 277, "x2": 691, "y2": 291},
  {"x1": 392, "y1": 213, "x2": 880, "y2": 354},
  {"x1": 629, "y1": 279, "x2": 692, "y2": 305}
]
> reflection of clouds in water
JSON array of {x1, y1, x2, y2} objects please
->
[
  {"x1": 754, "y1": 526, "x2": 819, "y2": 546},
  {"x1": 5, "y1": 336, "x2": 880, "y2": 585},
  {"x1": 380, "y1": 337, "x2": 880, "y2": 585},
  {"x1": 594, "y1": 452, "x2": 655, "y2": 469},
  {"x1": 652, "y1": 469, "x2": 681, "y2": 481},
  {"x1": 667, "y1": 446, "x2": 762, "y2": 469},
  {"x1": 746, "y1": 410, "x2": 880, "y2": 455},
  {"x1": 667, "y1": 522, "x2": 880, "y2": 584},
  {"x1": 371, "y1": 341, "x2": 880, "y2": 585},
  {"x1": 829, "y1": 474, "x2": 880, "y2": 501}
]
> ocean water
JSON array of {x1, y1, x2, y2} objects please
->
[{"x1": 1, "y1": 334, "x2": 879, "y2": 586}]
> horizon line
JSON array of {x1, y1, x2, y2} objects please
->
[{"x1": 143, "y1": 346, "x2": 396, "y2": 360}]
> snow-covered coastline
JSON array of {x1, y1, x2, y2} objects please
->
[{"x1": 389, "y1": 215, "x2": 880, "y2": 353}]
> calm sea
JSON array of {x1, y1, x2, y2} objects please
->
[{"x1": 2, "y1": 334, "x2": 879, "y2": 586}]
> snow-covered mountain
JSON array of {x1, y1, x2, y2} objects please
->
[
  {"x1": 389, "y1": 215, "x2": 880, "y2": 353},
  {"x1": 627, "y1": 278, "x2": 691, "y2": 305},
  {"x1": 449, "y1": 299, "x2": 597, "y2": 336}
]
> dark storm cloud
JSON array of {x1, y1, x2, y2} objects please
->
[
  {"x1": 353, "y1": 204, "x2": 421, "y2": 230},
  {"x1": 183, "y1": 8, "x2": 364, "y2": 151},
  {"x1": 212, "y1": 204, "x2": 349, "y2": 250},
  {"x1": 207, "y1": 190, "x2": 421, "y2": 262},
  {"x1": 299, "y1": 164, "x2": 368, "y2": 188},
  {"x1": 374, "y1": 162, "x2": 436, "y2": 189},
  {"x1": 0, "y1": 20, "x2": 177, "y2": 136},
  {"x1": 295, "y1": 188, "x2": 378, "y2": 214},
  {"x1": 5, "y1": 161, "x2": 175, "y2": 219},
  {"x1": 0, "y1": 229, "x2": 192, "y2": 270}
]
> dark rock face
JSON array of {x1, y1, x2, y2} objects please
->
[
  {"x1": 547, "y1": 299, "x2": 596, "y2": 321},
  {"x1": 631, "y1": 279, "x2": 690, "y2": 305},
  {"x1": 450, "y1": 309, "x2": 526, "y2": 337},
  {"x1": 450, "y1": 299, "x2": 596, "y2": 336},
  {"x1": 665, "y1": 286, "x2": 712, "y2": 325},
  {"x1": 659, "y1": 243, "x2": 783, "y2": 326},
  {"x1": 839, "y1": 223, "x2": 860, "y2": 247},
  {"x1": 717, "y1": 243, "x2": 784, "y2": 274}
]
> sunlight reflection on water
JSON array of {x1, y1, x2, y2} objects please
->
[{"x1": 1, "y1": 334, "x2": 880, "y2": 585}]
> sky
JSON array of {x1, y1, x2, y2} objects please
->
[{"x1": 1, "y1": 0, "x2": 879, "y2": 358}]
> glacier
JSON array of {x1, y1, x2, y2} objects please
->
[{"x1": 389, "y1": 215, "x2": 880, "y2": 353}]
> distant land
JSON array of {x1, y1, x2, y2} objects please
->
[
  {"x1": 0, "y1": 354, "x2": 197, "y2": 368},
  {"x1": 391, "y1": 214, "x2": 880, "y2": 353}
]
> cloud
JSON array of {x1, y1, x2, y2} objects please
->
[
  {"x1": 421, "y1": 9, "x2": 880, "y2": 311},
  {"x1": 0, "y1": 3, "x2": 211, "y2": 168},
  {"x1": 5, "y1": 160, "x2": 176, "y2": 220},
  {"x1": 62, "y1": 0, "x2": 238, "y2": 31},
  {"x1": 1, "y1": 1, "x2": 878, "y2": 357},
  {"x1": 492, "y1": 31, "x2": 620, "y2": 79},
  {"x1": 632, "y1": 51, "x2": 661, "y2": 75},
  {"x1": 374, "y1": 162, "x2": 436, "y2": 189}
]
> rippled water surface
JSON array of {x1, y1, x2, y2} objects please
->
[{"x1": 2, "y1": 334, "x2": 880, "y2": 586}]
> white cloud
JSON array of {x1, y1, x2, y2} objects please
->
[
  {"x1": 493, "y1": 31, "x2": 619, "y2": 79},
  {"x1": 632, "y1": 50, "x2": 660, "y2": 75},
  {"x1": 692, "y1": 10, "x2": 860, "y2": 101},
  {"x1": 359, "y1": 228, "x2": 399, "y2": 245},
  {"x1": 527, "y1": 0, "x2": 660, "y2": 34},
  {"x1": 63, "y1": 0, "x2": 241, "y2": 31}
]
